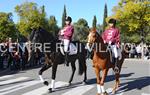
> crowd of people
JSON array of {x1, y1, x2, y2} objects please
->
[
  {"x1": 0, "y1": 38, "x2": 44, "y2": 70},
  {"x1": 124, "y1": 43, "x2": 150, "y2": 59}
]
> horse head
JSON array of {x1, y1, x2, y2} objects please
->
[
  {"x1": 27, "y1": 27, "x2": 46, "y2": 64},
  {"x1": 87, "y1": 28, "x2": 105, "y2": 50},
  {"x1": 32, "y1": 27, "x2": 44, "y2": 43}
]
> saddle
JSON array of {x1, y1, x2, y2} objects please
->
[
  {"x1": 106, "y1": 44, "x2": 122, "y2": 63},
  {"x1": 60, "y1": 42, "x2": 78, "y2": 55}
]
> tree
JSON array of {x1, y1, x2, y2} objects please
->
[
  {"x1": 0, "y1": 12, "x2": 18, "y2": 41},
  {"x1": 102, "y1": 3, "x2": 108, "y2": 32},
  {"x1": 109, "y1": 0, "x2": 150, "y2": 43},
  {"x1": 48, "y1": 16, "x2": 59, "y2": 37},
  {"x1": 73, "y1": 18, "x2": 89, "y2": 42},
  {"x1": 62, "y1": 5, "x2": 67, "y2": 28},
  {"x1": 15, "y1": 2, "x2": 49, "y2": 37},
  {"x1": 92, "y1": 15, "x2": 97, "y2": 29},
  {"x1": 97, "y1": 24, "x2": 103, "y2": 34}
]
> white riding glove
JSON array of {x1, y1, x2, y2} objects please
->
[
  {"x1": 109, "y1": 41, "x2": 112, "y2": 45},
  {"x1": 60, "y1": 30, "x2": 64, "y2": 35}
]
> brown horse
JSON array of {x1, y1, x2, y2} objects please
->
[{"x1": 87, "y1": 29, "x2": 125, "y2": 95}]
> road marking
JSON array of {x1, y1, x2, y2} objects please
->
[
  {"x1": 106, "y1": 88, "x2": 124, "y2": 95},
  {"x1": 22, "y1": 81, "x2": 69, "y2": 95},
  {"x1": 62, "y1": 84, "x2": 94, "y2": 95},
  {"x1": 0, "y1": 75, "x2": 14, "y2": 80},
  {"x1": 141, "y1": 93, "x2": 150, "y2": 95},
  {"x1": 0, "y1": 80, "x2": 40, "y2": 95},
  {"x1": 0, "y1": 77, "x2": 29, "y2": 86}
]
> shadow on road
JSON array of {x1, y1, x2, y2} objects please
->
[
  {"x1": 0, "y1": 65, "x2": 42, "y2": 77},
  {"x1": 86, "y1": 72, "x2": 135, "y2": 85},
  {"x1": 119, "y1": 76, "x2": 150, "y2": 92}
]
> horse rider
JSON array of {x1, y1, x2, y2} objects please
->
[
  {"x1": 102, "y1": 18, "x2": 121, "y2": 67},
  {"x1": 59, "y1": 16, "x2": 74, "y2": 66}
]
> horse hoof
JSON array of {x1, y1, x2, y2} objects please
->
[
  {"x1": 101, "y1": 91, "x2": 108, "y2": 95},
  {"x1": 82, "y1": 81, "x2": 87, "y2": 85},
  {"x1": 104, "y1": 91, "x2": 108, "y2": 95},
  {"x1": 112, "y1": 90, "x2": 116, "y2": 95},
  {"x1": 68, "y1": 82, "x2": 72, "y2": 86},
  {"x1": 48, "y1": 88, "x2": 53, "y2": 93},
  {"x1": 43, "y1": 81, "x2": 49, "y2": 86}
]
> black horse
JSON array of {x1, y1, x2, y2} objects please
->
[{"x1": 29, "y1": 28, "x2": 87, "y2": 92}]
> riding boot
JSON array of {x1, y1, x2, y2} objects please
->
[
  {"x1": 64, "y1": 52, "x2": 69, "y2": 66},
  {"x1": 86, "y1": 50, "x2": 90, "y2": 59},
  {"x1": 113, "y1": 57, "x2": 119, "y2": 73},
  {"x1": 112, "y1": 58, "x2": 118, "y2": 65},
  {"x1": 86, "y1": 50, "x2": 94, "y2": 60},
  {"x1": 115, "y1": 58, "x2": 118, "y2": 66}
]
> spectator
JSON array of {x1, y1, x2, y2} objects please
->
[
  {"x1": 136, "y1": 45, "x2": 142, "y2": 58},
  {"x1": 130, "y1": 44, "x2": 137, "y2": 58},
  {"x1": 143, "y1": 47, "x2": 149, "y2": 60}
]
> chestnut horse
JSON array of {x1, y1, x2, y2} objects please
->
[{"x1": 87, "y1": 30, "x2": 125, "y2": 95}]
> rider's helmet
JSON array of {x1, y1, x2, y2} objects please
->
[
  {"x1": 108, "y1": 18, "x2": 116, "y2": 26},
  {"x1": 65, "y1": 16, "x2": 72, "y2": 23}
]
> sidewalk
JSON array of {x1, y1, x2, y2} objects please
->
[{"x1": 125, "y1": 58, "x2": 150, "y2": 64}]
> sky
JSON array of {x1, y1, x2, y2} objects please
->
[{"x1": 0, "y1": 0, "x2": 119, "y2": 27}]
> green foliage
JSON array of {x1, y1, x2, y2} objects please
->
[
  {"x1": 48, "y1": 16, "x2": 59, "y2": 37},
  {"x1": 109, "y1": 0, "x2": 150, "y2": 43},
  {"x1": 96, "y1": 24, "x2": 103, "y2": 34},
  {"x1": 15, "y1": 2, "x2": 49, "y2": 37},
  {"x1": 102, "y1": 4, "x2": 108, "y2": 32},
  {"x1": 146, "y1": 34, "x2": 150, "y2": 43},
  {"x1": 92, "y1": 15, "x2": 97, "y2": 28},
  {"x1": 73, "y1": 18, "x2": 89, "y2": 42},
  {"x1": 62, "y1": 5, "x2": 67, "y2": 28},
  {"x1": 0, "y1": 12, "x2": 17, "y2": 41}
]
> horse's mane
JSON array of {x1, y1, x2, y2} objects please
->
[
  {"x1": 95, "y1": 32, "x2": 104, "y2": 44},
  {"x1": 39, "y1": 28, "x2": 56, "y2": 43}
]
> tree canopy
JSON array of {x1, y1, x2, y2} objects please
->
[
  {"x1": 108, "y1": 0, "x2": 150, "y2": 43},
  {"x1": 0, "y1": 12, "x2": 17, "y2": 41},
  {"x1": 62, "y1": 5, "x2": 67, "y2": 28},
  {"x1": 15, "y1": 2, "x2": 49, "y2": 37},
  {"x1": 48, "y1": 16, "x2": 59, "y2": 37},
  {"x1": 92, "y1": 15, "x2": 97, "y2": 29},
  {"x1": 102, "y1": 3, "x2": 108, "y2": 32},
  {"x1": 73, "y1": 18, "x2": 89, "y2": 42}
]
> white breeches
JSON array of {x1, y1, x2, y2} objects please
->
[
  {"x1": 110, "y1": 45, "x2": 118, "y2": 58},
  {"x1": 63, "y1": 39, "x2": 70, "y2": 52}
]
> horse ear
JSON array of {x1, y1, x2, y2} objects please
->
[
  {"x1": 93, "y1": 28, "x2": 97, "y2": 33},
  {"x1": 90, "y1": 28, "x2": 97, "y2": 33}
]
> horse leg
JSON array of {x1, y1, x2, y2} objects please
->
[
  {"x1": 78, "y1": 55, "x2": 87, "y2": 84},
  {"x1": 49, "y1": 63, "x2": 58, "y2": 93},
  {"x1": 112, "y1": 72, "x2": 120, "y2": 94},
  {"x1": 68, "y1": 61, "x2": 76, "y2": 85},
  {"x1": 112, "y1": 60, "x2": 123, "y2": 94},
  {"x1": 83, "y1": 61, "x2": 87, "y2": 84},
  {"x1": 94, "y1": 67, "x2": 101, "y2": 95},
  {"x1": 100, "y1": 69, "x2": 109, "y2": 95},
  {"x1": 39, "y1": 64, "x2": 51, "y2": 86}
]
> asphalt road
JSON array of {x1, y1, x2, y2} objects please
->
[{"x1": 0, "y1": 59, "x2": 149, "y2": 95}]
